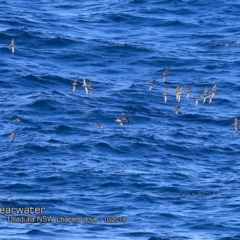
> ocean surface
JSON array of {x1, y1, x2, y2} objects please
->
[{"x1": 1, "y1": 0, "x2": 240, "y2": 239}]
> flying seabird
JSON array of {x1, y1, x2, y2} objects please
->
[
  {"x1": 202, "y1": 87, "x2": 208, "y2": 104},
  {"x1": 176, "y1": 86, "x2": 183, "y2": 102},
  {"x1": 212, "y1": 82, "x2": 217, "y2": 90},
  {"x1": 163, "y1": 87, "x2": 168, "y2": 103},
  {"x1": 211, "y1": 83, "x2": 217, "y2": 98},
  {"x1": 72, "y1": 77, "x2": 79, "y2": 92},
  {"x1": 162, "y1": 67, "x2": 169, "y2": 82},
  {"x1": 82, "y1": 77, "x2": 89, "y2": 94},
  {"x1": 97, "y1": 124, "x2": 104, "y2": 132},
  {"x1": 115, "y1": 117, "x2": 124, "y2": 127},
  {"x1": 175, "y1": 85, "x2": 180, "y2": 101},
  {"x1": 208, "y1": 92, "x2": 214, "y2": 104},
  {"x1": 186, "y1": 86, "x2": 192, "y2": 99},
  {"x1": 88, "y1": 87, "x2": 94, "y2": 94},
  {"x1": 121, "y1": 112, "x2": 130, "y2": 124},
  {"x1": 232, "y1": 116, "x2": 238, "y2": 133},
  {"x1": 10, "y1": 38, "x2": 15, "y2": 54},
  {"x1": 195, "y1": 94, "x2": 201, "y2": 106},
  {"x1": 10, "y1": 131, "x2": 15, "y2": 142},
  {"x1": 149, "y1": 79, "x2": 156, "y2": 91},
  {"x1": 175, "y1": 106, "x2": 181, "y2": 114}
]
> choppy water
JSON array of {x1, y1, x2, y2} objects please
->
[{"x1": 1, "y1": 0, "x2": 240, "y2": 239}]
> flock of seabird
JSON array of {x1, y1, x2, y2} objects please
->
[
  {"x1": 150, "y1": 67, "x2": 218, "y2": 106},
  {"x1": 72, "y1": 76, "x2": 94, "y2": 94},
  {"x1": 8, "y1": 39, "x2": 239, "y2": 142},
  {"x1": 114, "y1": 112, "x2": 130, "y2": 127},
  {"x1": 150, "y1": 67, "x2": 238, "y2": 133}
]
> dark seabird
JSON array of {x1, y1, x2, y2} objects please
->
[
  {"x1": 97, "y1": 124, "x2": 104, "y2": 132},
  {"x1": 88, "y1": 87, "x2": 94, "y2": 94},
  {"x1": 149, "y1": 79, "x2": 156, "y2": 91},
  {"x1": 162, "y1": 66, "x2": 169, "y2": 82},
  {"x1": 121, "y1": 112, "x2": 130, "y2": 124},
  {"x1": 186, "y1": 86, "x2": 192, "y2": 99}
]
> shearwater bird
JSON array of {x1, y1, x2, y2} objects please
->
[
  {"x1": 72, "y1": 77, "x2": 79, "y2": 93},
  {"x1": 121, "y1": 112, "x2": 130, "y2": 124},
  {"x1": 175, "y1": 85, "x2": 180, "y2": 100},
  {"x1": 149, "y1": 79, "x2": 156, "y2": 91},
  {"x1": 82, "y1": 77, "x2": 89, "y2": 94},
  {"x1": 202, "y1": 87, "x2": 208, "y2": 104},
  {"x1": 88, "y1": 86, "x2": 94, "y2": 94},
  {"x1": 10, "y1": 131, "x2": 15, "y2": 142},
  {"x1": 232, "y1": 116, "x2": 238, "y2": 134},
  {"x1": 212, "y1": 82, "x2": 217, "y2": 90},
  {"x1": 176, "y1": 86, "x2": 183, "y2": 102},
  {"x1": 97, "y1": 124, "x2": 104, "y2": 132},
  {"x1": 175, "y1": 106, "x2": 181, "y2": 114},
  {"x1": 186, "y1": 86, "x2": 192, "y2": 99},
  {"x1": 10, "y1": 38, "x2": 15, "y2": 54},
  {"x1": 208, "y1": 92, "x2": 214, "y2": 104},
  {"x1": 195, "y1": 94, "x2": 201, "y2": 106},
  {"x1": 162, "y1": 66, "x2": 169, "y2": 82},
  {"x1": 115, "y1": 117, "x2": 124, "y2": 127},
  {"x1": 163, "y1": 87, "x2": 168, "y2": 103},
  {"x1": 211, "y1": 83, "x2": 217, "y2": 98}
]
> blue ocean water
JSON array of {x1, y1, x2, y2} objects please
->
[{"x1": 1, "y1": 0, "x2": 240, "y2": 239}]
